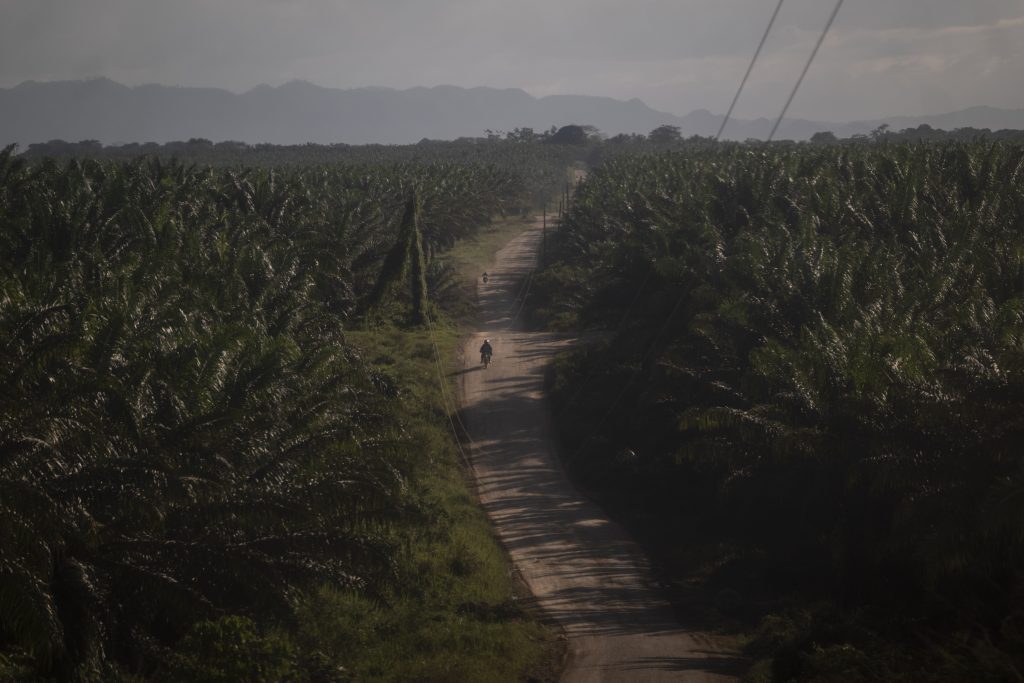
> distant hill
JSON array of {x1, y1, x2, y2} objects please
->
[
  {"x1": 831, "y1": 107, "x2": 1024, "y2": 139},
  {"x1": 708, "y1": 106, "x2": 1024, "y2": 141},
  {"x1": 0, "y1": 78, "x2": 688, "y2": 147},
  {"x1": 2, "y1": 79, "x2": 1023, "y2": 146}
]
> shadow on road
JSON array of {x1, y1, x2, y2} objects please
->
[{"x1": 458, "y1": 219, "x2": 742, "y2": 681}]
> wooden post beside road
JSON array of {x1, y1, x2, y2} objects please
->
[{"x1": 542, "y1": 206, "x2": 547, "y2": 264}]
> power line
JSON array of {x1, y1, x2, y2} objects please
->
[
  {"x1": 424, "y1": 310, "x2": 474, "y2": 468},
  {"x1": 564, "y1": 3, "x2": 787, "y2": 452},
  {"x1": 768, "y1": 0, "x2": 844, "y2": 141},
  {"x1": 568, "y1": 1, "x2": 788, "y2": 443},
  {"x1": 560, "y1": 3, "x2": 845, "y2": 462},
  {"x1": 716, "y1": 0, "x2": 786, "y2": 141}
]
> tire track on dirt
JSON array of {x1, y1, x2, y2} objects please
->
[{"x1": 458, "y1": 219, "x2": 743, "y2": 682}]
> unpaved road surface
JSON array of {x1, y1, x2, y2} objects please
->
[{"x1": 458, "y1": 221, "x2": 742, "y2": 682}]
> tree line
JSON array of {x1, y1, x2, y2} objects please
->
[
  {"x1": 528, "y1": 140, "x2": 1024, "y2": 681},
  {"x1": 0, "y1": 146, "x2": 549, "y2": 679}
]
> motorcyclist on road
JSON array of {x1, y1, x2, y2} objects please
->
[
  {"x1": 480, "y1": 339, "x2": 493, "y2": 367},
  {"x1": 482, "y1": 271, "x2": 489, "y2": 284}
]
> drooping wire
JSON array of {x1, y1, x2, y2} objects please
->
[
  {"x1": 768, "y1": 0, "x2": 844, "y2": 141},
  {"x1": 564, "y1": 1, "x2": 786, "y2": 430},
  {"x1": 716, "y1": 0, "x2": 786, "y2": 141},
  {"x1": 549, "y1": 0, "x2": 781, "y2": 433},
  {"x1": 424, "y1": 310, "x2": 475, "y2": 468},
  {"x1": 567, "y1": 2, "x2": 844, "y2": 458}
]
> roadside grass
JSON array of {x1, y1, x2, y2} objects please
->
[
  {"x1": 297, "y1": 211, "x2": 561, "y2": 682},
  {"x1": 290, "y1": 323, "x2": 554, "y2": 682},
  {"x1": 146, "y1": 318, "x2": 558, "y2": 682},
  {"x1": 445, "y1": 215, "x2": 536, "y2": 282},
  {"x1": 138, "y1": 215, "x2": 561, "y2": 682}
]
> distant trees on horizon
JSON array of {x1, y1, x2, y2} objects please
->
[{"x1": 17, "y1": 120, "x2": 1024, "y2": 161}]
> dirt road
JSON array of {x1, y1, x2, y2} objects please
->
[{"x1": 458, "y1": 220, "x2": 742, "y2": 682}]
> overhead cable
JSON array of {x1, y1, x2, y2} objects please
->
[
  {"x1": 768, "y1": 0, "x2": 844, "y2": 141},
  {"x1": 716, "y1": 0, "x2": 786, "y2": 141}
]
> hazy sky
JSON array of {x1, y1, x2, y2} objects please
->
[{"x1": 1, "y1": 0, "x2": 1022, "y2": 121}]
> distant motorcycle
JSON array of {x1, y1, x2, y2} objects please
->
[
  {"x1": 480, "y1": 339, "x2": 493, "y2": 368},
  {"x1": 482, "y1": 271, "x2": 489, "y2": 284}
]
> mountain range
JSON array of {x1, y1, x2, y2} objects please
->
[{"x1": 2, "y1": 78, "x2": 1023, "y2": 147}]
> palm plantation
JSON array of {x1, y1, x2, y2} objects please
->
[
  {"x1": 530, "y1": 140, "x2": 1024, "y2": 680},
  {"x1": 0, "y1": 146, "x2": 569, "y2": 680},
  {"x1": 4, "y1": 135, "x2": 1024, "y2": 681}
]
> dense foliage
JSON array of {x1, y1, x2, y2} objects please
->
[
  {"x1": 531, "y1": 142, "x2": 1024, "y2": 680},
  {"x1": 0, "y1": 146, "x2": 544, "y2": 679},
  {"x1": 20, "y1": 137, "x2": 581, "y2": 214}
]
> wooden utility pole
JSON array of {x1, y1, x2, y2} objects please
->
[{"x1": 542, "y1": 205, "x2": 547, "y2": 264}]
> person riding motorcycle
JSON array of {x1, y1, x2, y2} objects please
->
[{"x1": 480, "y1": 339, "x2": 493, "y2": 367}]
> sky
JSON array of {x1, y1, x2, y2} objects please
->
[{"x1": 1, "y1": 0, "x2": 1022, "y2": 122}]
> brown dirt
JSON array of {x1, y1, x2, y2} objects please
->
[{"x1": 458, "y1": 219, "x2": 744, "y2": 682}]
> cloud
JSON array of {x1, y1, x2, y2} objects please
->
[
  {"x1": 0, "y1": 0, "x2": 1021, "y2": 121},
  {"x1": 779, "y1": 12, "x2": 1024, "y2": 119}
]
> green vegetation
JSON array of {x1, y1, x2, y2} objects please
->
[
  {"x1": 444, "y1": 216, "x2": 539, "y2": 285},
  {"x1": 20, "y1": 137, "x2": 579, "y2": 216},
  {"x1": 529, "y1": 141, "x2": 1024, "y2": 680},
  {"x1": 309, "y1": 326, "x2": 553, "y2": 683},
  {"x1": 0, "y1": 144, "x2": 564, "y2": 680}
]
